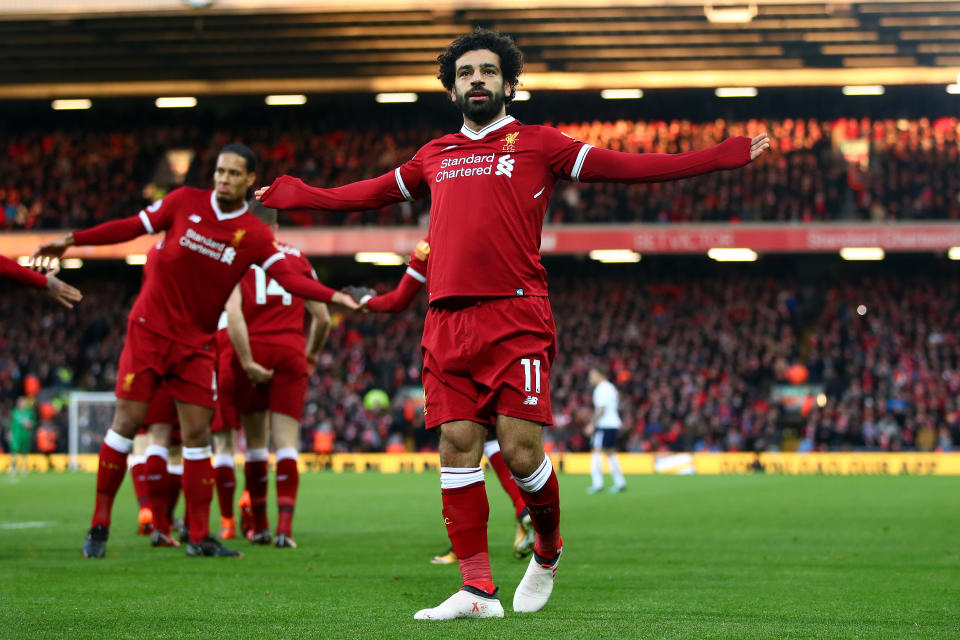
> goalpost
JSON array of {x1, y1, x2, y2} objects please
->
[{"x1": 67, "y1": 391, "x2": 116, "y2": 471}]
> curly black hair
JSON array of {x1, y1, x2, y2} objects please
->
[{"x1": 437, "y1": 28, "x2": 524, "y2": 104}]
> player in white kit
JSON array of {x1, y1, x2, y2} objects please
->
[{"x1": 586, "y1": 368, "x2": 626, "y2": 494}]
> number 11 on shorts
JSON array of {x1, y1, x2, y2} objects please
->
[{"x1": 521, "y1": 358, "x2": 541, "y2": 394}]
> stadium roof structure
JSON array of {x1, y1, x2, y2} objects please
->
[{"x1": 2, "y1": 0, "x2": 960, "y2": 98}]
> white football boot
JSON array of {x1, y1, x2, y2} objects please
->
[
  {"x1": 414, "y1": 586, "x2": 504, "y2": 620},
  {"x1": 513, "y1": 546, "x2": 562, "y2": 613}
]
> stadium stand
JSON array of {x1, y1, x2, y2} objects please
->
[
  {"x1": 4, "y1": 115, "x2": 960, "y2": 230},
  {"x1": 4, "y1": 259, "x2": 959, "y2": 455}
]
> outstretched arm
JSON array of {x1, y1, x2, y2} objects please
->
[
  {"x1": 1, "y1": 255, "x2": 48, "y2": 289},
  {"x1": 265, "y1": 258, "x2": 359, "y2": 310},
  {"x1": 1, "y1": 256, "x2": 84, "y2": 308},
  {"x1": 364, "y1": 256, "x2": 427, "y2": 313},
  {"x1": 255, "y1": 171, "x2": 413, "y2": 212},
  {"x1": 32, "y1": 215, "x2": 149, "y2": 268},
  {"x1": 363, "y1": 240, "x2": 429, "y2": 313},
  {"x1": 577, "y1": 134, "x2": 769, "y2": 184}
]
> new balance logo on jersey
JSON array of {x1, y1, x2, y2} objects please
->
[
  {"x1": 523, "y1": 396, "x2": 539, "y2": 406},
  {"x1": 189, "y1": 214, "x2": 202, "y2": 223},
  {"x1": 495, "y1": 154, "x2": 515, "y2": 178}
]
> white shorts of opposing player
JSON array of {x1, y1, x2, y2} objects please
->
[{"x1": 413, "y1": 589, "x2": 504, "y2": 620}]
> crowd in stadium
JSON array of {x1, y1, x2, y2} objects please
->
[
  {"x1": 4, "y1": 115, "x2": 960, "y2": 230},
  {"x1": 4, "y1": 267, "x2": 958, "y2": 456}
]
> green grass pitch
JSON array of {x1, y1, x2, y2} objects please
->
[{"x1": 1, "y1": 471, "x2": 958, "y2": 639}]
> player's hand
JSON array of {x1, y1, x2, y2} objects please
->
[
  {"x1": 254, "y1": 186, "x2": 270, "y2": 201},
  {"x1": 32, "y1": 233, "x2": 75, "y2": 270},
  {"x1": 46, "y1": 274, "x2": 83, "y2": 309},
  {"x1": 341, "y1": 285, "x2": 377, "y2": 311},
  {"x1": 243, "y1": 361, "x2": 274, "y2": 384},
  {"x1": 750, "y1": 133, "x2": 770, "y2": 161},
  {"x1": 331, "y1": 290, "x2": 360, "y2": 310},
  {"x1": 306, "y1": 352, "x2": 319, "y2": 370}
]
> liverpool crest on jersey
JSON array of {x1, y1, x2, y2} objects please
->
[
  {"x1": 502, "y1": 132, "x2": 519, "y2": 152},
  {"x1": 231, "y1": 229, "x2": 247, "y2": 248}
]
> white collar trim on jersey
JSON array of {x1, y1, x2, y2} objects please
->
[
  {"x1": 210, "y1": 190, "x2": 249, "y2": 221},
  {"x1": 460, "y1": 115, "x2": 515, "y2": 141}
]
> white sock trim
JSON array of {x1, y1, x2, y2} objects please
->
[
  {"x1": 213, "y1": 453, "x2": 235, "y2": 468},
  {"x1": 128, "y1": 455, "x2": 146, "y2": 467},
  {"x1": 182, "y1": 445, "x2": 212, "y2": 461},
  {"x1": 104, "y1": 429, "x2": 134, "y2": 454},
  {"x1": 275, "y1": 447, "x2": 298, "y2": 462},
  {"x1": 145, "y1": 445, "x2": 169, "y2": 461},
  {"x1": 482, "y1": 440, "x2": 501, "y2": 459},
  {"x1": 167, "y1": 464, "x2": 184, "y2": 475},
  {"x1": 440, "y1": 466, "x2": 485, "y2": 490},
  {"x1": 246, "y1": 448, "x2": 269, "y2": 463},
  {"x1": 515, "y1": 455, "x2": 553, "y2": 493}
]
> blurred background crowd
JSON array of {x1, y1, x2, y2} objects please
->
[{"x1": 4, "y1": 257, "x2": 958, "y2": 456}]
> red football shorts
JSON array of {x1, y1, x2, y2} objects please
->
[
  {"x1": 137, "y1": 384, "x2": 183, "y2": 444},
  {"x1": 116, "y1": 320, "x2": 217, "y2": 408},
  {"x1": 421, "y1": 296, "x2": 556, "y2": 429},
  {"x1": 143, "y1": 384, "x2": 178, "y2": 426},
  {"x1": 210, "y1": 335, "x2": 240, "y2": 432},
  {"x1": 231, "y1": 340, "x2": 308, "y2": 420}
]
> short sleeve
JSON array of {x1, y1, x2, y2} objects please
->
[
  {"x1": 138, "y1": 187, "x2": 182, "y2": 234},
  {"x1": 539, "y1": 127, "x2": 593, "y2": 182}
]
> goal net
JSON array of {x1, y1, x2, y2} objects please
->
[{"x1": 68, "y1": 391, "x2": 116, "y2": 471}]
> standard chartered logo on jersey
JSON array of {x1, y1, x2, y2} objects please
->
[
  {"x1": 180, "y1": 228, "x2": 237, "y2": 264},
  {"x1": 435, "y1": 153, "x2": 514, "y2": 183}
]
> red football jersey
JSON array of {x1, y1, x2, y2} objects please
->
[
  {"x1": 397, "y1": 117, "x2": 586, "y2": 301},
  {"x1": 239, "y1": 243, "x2": 315, "y2": 351},
  {"x1": 128, "y1": 187, "x2": 285, "y2": 349},
  {"x1": 261, "y1": 116, "x2": 750, "y2": 304}
]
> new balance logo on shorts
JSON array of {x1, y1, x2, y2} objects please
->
[{"x1": 523, "y1": 396, "x2": 539, "y2": 406}]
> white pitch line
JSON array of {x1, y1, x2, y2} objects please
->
[{"x1": 0, "y1": 521, "x2": 51, "y2": 530}]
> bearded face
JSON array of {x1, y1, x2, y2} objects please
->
[
  {"x1": 454, "y1": 82, "x2": 507, "y2": 124},
  {"x1": 450, "y1": 49, "x2": 512, "y2": 126}
]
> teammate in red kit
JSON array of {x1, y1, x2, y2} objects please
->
[
  {"x1": 34, "y1": 143, "x2": 359, "y2": 559},
  {"x1": 358, "y1": 240, "x2": 535, "y2": 562},
  {"x1": 225, "y1": 203, "x2": 331, "y2": 549},
  {"x1": 258, "y1": 29, "x2": 769, "y2": 618},
  {"x1": 210, "y1": 314, "x2": 241, "y2": 540},
  {"x1": 0, "y1": 255, "x2": 82, "y2": 308}
]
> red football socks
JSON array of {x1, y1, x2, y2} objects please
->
[
  {"x1": 488, "y1": 450, "x2": 526, "y2": 519},
  {"x1": 130, "y1": 461, "x2": 149, "y2": 508},
  {"x1": 183, "y1": 456, "x2": 214, "y2": 543},
  {"x1": 91, "y1": 440, "x2": 129, "y2": 529},
  {"x1": 166, "y1": 467, "x2": 182, "y2": 522},
  {"x1": 442, "y1": 480, "x2": 493, "y2": 595},
  {"x1": 244, "y1": 459, "x2": 270, "y2": 531},
  {"x1": 145, "y1": 455, "x2": 170, "y2": 534},
  {"x1": 275, "y1": 457, "x2": 299, "y2": 536},
  {"x1": 214, "y1": 464, "x2": 236, "y2": 520},
  {"x1": 522, "y1": 468, "x2": 562, "y2": 559}
]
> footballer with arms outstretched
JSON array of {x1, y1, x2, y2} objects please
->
[
  {"x1": 258, "y1": 29, "x2": 768, "y2": 618},
  {"x1": 34, "y1": 144, "x2": 358, "y2": 559}
]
